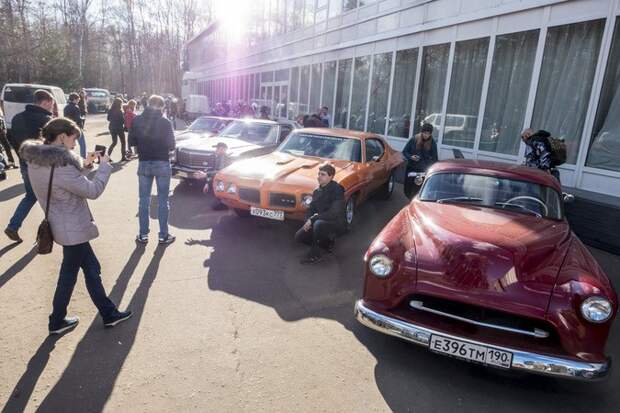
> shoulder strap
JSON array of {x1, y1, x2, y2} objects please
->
[{"x1": 45, "y1": 166, "x2": 55, "y2": 219}]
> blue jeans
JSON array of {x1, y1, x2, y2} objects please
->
[
  {"x1": 49, "y1": 242, "x2": 117, "y2": 328},
  {"x1": 78, "y1": 131, "x2": 86, "y2": 158},
  {"x1": 8, "y1": 162, "x2": 37, "y2": 231},
  {"x1": 138, "y1": 161, "x2": 171, "y2": 238}
]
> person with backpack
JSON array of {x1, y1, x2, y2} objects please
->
[{"x1": 521, "y1": 129, "x2": 565, "y2": 182}]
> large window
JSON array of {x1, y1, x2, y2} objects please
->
[
  {"x1": 588, "y1": 18, "x2": 620, "y2": 172},
  {"x1": 334, "y1": 58, "x2": 352, "y2": 128},
  {"x1": 321, "y1": 61, "x2": 337, "y2": 111},
  {"x1": 443, "y1": 37, "x2": 489, "y2": 148},
  {"x1": 414, "y1": 43, "x2": 450, "y2": 136},
  {"x1": 328, "y1": 0, "x2": 342, "y2": 19},
  {"x1": 349, "y1": 56, "x2": 371, "y2": 131},
  {"x1": 480, "y1": 30, "x2": 539, "y2": 155},
  {"x1": 387, "y1": 48, "x2": 417, "y2": 138},
  {"x1": 368, "y1": 52, "x2": 392, "y2": 134},
  {"x1": 532, "y1": 19, "x2": 605, "y2": 164},
  {"x1": 299, "y1": 65, "x2": 310, "y2": 114},
  {"x1": 289, "y1": 67, "x2": 300, "y2": 118},
  {"x1": 310, "y1": 63, "x2": 322, "y2": 113}
]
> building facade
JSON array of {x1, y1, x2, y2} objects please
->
[{"x1": 183, "y1": 0, "x2": 620, "y2": 198}]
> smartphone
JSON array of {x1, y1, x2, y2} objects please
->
[{"x1": 94, "y1": 145, "x2": 106, "y2": 163}]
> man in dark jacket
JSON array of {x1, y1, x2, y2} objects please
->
[
  {"x1": 295, "y1": 163, "x2": 346, "y2": 264},
  {"x1": 64, "y1": 92, "x2": 86, "y2": 157},
  {"x1": 129, "y1": 95, "x2": 176, "y2": 245},
  {"x1": 4, "y1": 89, "x2": 54, "y2": 242}
]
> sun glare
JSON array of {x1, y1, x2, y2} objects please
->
[{"x1": 216, "y1": 0, "x2": 252, "y2": 42}]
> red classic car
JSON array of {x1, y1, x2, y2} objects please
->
[{"x1": 355, "y1": 159, "x2": 618, "y2": 380}]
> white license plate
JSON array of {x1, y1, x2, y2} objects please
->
[
  {"x1": 429, "y1": 335, "x2": 513, "y2": 369},
  {"x1": 250, "y1": 207, "x2": 284, "y2": 221}
]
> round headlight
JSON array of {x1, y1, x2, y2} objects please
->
[
  {"x1": 227, "y1": 183, "x2": 237, "y2": 194},
  {"x1": 414, "y1": 174, "x2": 425, "y2": 186},
  {"x1": 581, "y1": 296, "x2": 613, "y2": 323},
  {"x1": 215, "y1": 180, "x2": 225, "y2": 192},
  {"x1": 369, "y1": 254, "x2": 393, "y2": 278},
  {"x1": 301, "y1": 194, "x2": 313, "y2": 208}
]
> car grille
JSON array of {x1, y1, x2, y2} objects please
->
[
  {"x1": 176, "y1": 150, "x2": 216, "y2": 169},
  {"x1": 239, "y1": 188, "x2": 261, "y2": 204},
  {"x1": 269, "y1": 192, "x2": 296, "y2": 208}
]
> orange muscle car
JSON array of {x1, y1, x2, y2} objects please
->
[{"x1": 213, "y1": 128, "x2": 404, "y2": 228}]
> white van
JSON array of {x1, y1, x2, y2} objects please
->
[{"x1": 0, "y1": 83, "x2": 67, "y2": 130}]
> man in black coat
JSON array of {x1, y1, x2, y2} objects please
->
[
  {"x1": 63, "y1": 93, "x2": 87, "y2": 157},
  {"x1": 295, "y1": 163, "x2": 346, "y2": 264},
  {"x1": 4, "y1": 89, "x2": 54, "y2": 242}
]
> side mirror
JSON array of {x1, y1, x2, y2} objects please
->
[{"x1": 563, "y1": 193, "x2": 575, "y2": 204}]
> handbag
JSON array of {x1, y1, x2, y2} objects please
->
[{"x1": 36, "y1": 166, "x2": 55, "y2": 254}]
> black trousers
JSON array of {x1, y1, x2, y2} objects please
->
[
  {"x1": 295, "y1": 219, "x2": 342, "y2": 255},
  {"x1": 0, "y1": 130, "x2": 15, "y2": 163},
  {"x1": 49, "y1": 242, "x2": 117, "y2": 328},
  {"x1": 109, "y1": 129, "x2": 126, "y2": 158}
]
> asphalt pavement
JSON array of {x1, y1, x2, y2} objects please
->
[{"x1": 0, "y1": 114, "x2": 618, "y2": 412}]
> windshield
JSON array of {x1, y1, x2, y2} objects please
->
[
  {"x1": 86, "y1": 91, "x2": 108, "y2": 98},
  {"x1": 419, "y1": 172, "x2": 562, "y2": 220},
  {"x1": 278, "y1": 133, "x2": 362, "y2": 162},
  {"x1": 3, "y1": 86, "x2": 50, "y2": 103},
  {"x1": 219, "y1": 121, "x2": 278, "y2": 145},
  {"x1": 189, "y1": 117, "x2": 224, "y2": 132}
]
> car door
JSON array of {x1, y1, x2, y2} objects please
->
[{"x1": 363, "y1": 138, "x2": 389, "y2": 194}]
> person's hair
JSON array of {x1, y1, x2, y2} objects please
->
[
  {"x1": 34, "y1": 89, "x2": 54, "y2": 105},
  {"x1": 68, "y1": 92, "x2": 80, "y2": 101},
  {"x1": 322, "y1": 106, "x2": 328, "y2": 111},
  {"x1": 416, "y1": 132, "x2": 433, "y2": 151},
  {"x1": 319, "y1": 163, "x2": 336, "y2": 177},
  {"x1": 110, "y1": 97, "x2": 123, "y2": 112},
  {"x1": 148, "y1": 95, "x2": 165, "y2": 109},
  {"x1": 122, "y1": 104, "x2": 128, "y2": 111},
  {"x1": 41, "y1": 118, "x2": 81, "y2": 144},
  {"x1": 420, "y1": 123, "x2": 433, "y2": 134},
  {"x1": 128, "y1": 99, "x2": 137, "y2": 110},
  {"x1": 216, "y1": 142, "x2": 228, "y2": 149}
]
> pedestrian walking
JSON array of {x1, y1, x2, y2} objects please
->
[
  {"x1": 78, "y1": 89, "x2": 88, "y2": 127},
  {"x1": 128, "y1": 95, "x2": 176, "y2": 245},
  {"x1": 402, "y1": 123, "x2": 438, "y2": 198},
  {"x1": 107, "y1": 97, "x2": 128, "y2": 161},
  {"x1": 124, "y1": 99, "x2": 138, "y2": 158},
  {"x1": 0, "y1": 105, "x2": 17, "y2": 168},
  {"x1": 63, "y1": 93, "x2": 87, "y2": 157},
  {"x1": 20, "y1": 118, "x2": 132, "y2": 334},
  {"x1": 4, "y1": 90, "x2": 54, "y2": 243}
]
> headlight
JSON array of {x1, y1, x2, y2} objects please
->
[
  {"x1": 301, "y1": 194, "x2": 313, "y2": 208},
  {"x1": 368, "y1": 254, "x2": 393, "y2": 278},
  {"x1": 227, "y1": 183, "x2": 237, "y2": 194},
  {"x1": 581, "y1": 296, "x2": 613, "y2": 323},
  {"x1": 169, "y1": 149, "x2": 177, "y2": 163},
  {"x1": 215, "y1": 180, "x2": 225, "y2": 192},
  {"x1": 414, "y1": 174, "x2": 425, "y2": 186}
]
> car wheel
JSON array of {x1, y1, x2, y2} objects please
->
[
  {"x1": 345, "y1": 195, "x2": 356, "y2": 231},
  {"x1": 377, "y1": 171, "x2": 395, "y2": 200},
  {"x1": 233, "y1": 208, "x2": 251, "y2": 218}
]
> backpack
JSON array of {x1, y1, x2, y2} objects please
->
[{"x1": 547, "y1": 136, "x2": 567, "y2": 166}]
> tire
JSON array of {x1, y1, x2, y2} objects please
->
[
  {"x1": 345, "y1": 195, "x2": 356, "y2": 232},
  {"x1": 233, "y1": 208, "x2": 251, "y2": 217},
  {"x1": 377, "y1": 171, "x2": 395, "y2": 200}
]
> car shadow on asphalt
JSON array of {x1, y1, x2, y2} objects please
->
[
  {"x1": 0, "y1": 245, "x2": 37, "y2": 290},
  {"x1": 2, "y1": 244, "x2": 170, "y2": 411},
  {"x1": 0, "y1": 183, "x2": 25, "y2": 202}
]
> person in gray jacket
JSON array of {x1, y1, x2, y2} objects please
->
[{"x1": 20, "y1": 118, "x2": 132, "y2": 335}]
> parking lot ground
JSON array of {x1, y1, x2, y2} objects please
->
[{"x1": 0, "y1": 115, "x2": 619, "y2": 412}]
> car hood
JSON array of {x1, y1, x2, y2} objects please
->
[
  {"x1": 175, "y1": 131, "x2": 215, "y2": 141},
  {"x1": 409, "y1": 200, "x2": 571, "y2": 319},
  {"x1": 221, "y1": 151, "x2": 355, "y2": 189},
  {"x1": 178, "y1": 136, "x2": 261, "y2": 154}
]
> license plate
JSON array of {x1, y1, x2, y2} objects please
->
[
  {"x1": 429, "y1": 335, "x2": 513, "y2": 368},
  {"x1": 250, "y1": 207, "x2": 284, "y2": 221}
]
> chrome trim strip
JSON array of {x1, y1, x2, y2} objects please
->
[
  {"x1": 355, "y1": 300, "x2": 610, "y2": 380},
  {"x1": 409, "y1": 300, "x2": 550, "y2": 339}
]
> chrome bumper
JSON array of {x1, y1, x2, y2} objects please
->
[{"x1": 354, "y1": 300, "x2": 610, "y2": 380}]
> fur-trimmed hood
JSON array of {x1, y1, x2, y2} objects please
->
[{"x1": 19, "y1": 140, "x2": 83, "y2": 170}]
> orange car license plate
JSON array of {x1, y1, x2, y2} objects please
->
[{"x1": 250, "y1": 207, "x2": 284, "y2": 221}]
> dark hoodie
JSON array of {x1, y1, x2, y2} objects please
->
[
  {"x1": 128, "y1": 107, "x2": 175, "y2": 161},
  {"x1": 10, "y1": 104, "x2": 52, "y2": 153}
]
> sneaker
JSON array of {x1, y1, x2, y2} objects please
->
[
  {"x1": 104, "y1": 310, "x2": 133, "y2": 328},
  {"x1": 4, "y1": 227, "x2": 22, "y2": 243},
  {"x1": 321, "y1": 239, "x2": 336, "y2": 254},
  {"x1": 135, "y1": 234, "x2": 148, "y2": 244},
  {"x1": 300, "y1": 253, "x2": 323, "y2": 264},
  {"x1": 159, "y1": 234, "x2": 176, "y2": 245},
  {"x1": 49, "y1": 316, "x2": 79, "y2": 335}
]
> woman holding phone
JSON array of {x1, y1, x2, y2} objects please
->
[
  {"x1": 20, "y1": 118, "x2": 131, "y2": 334},
  {"x1": 402, "y1": 123, "x2": 438, "y2": 198}
]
